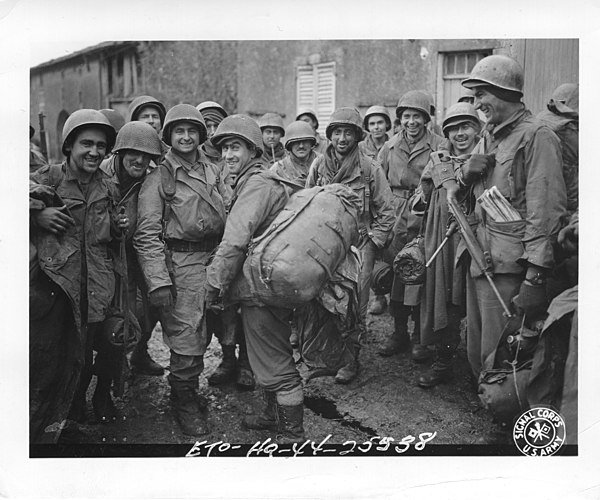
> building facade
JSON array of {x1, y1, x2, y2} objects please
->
[{"x1": 30, "y1": 39, "x2": 578, "y2": 162}]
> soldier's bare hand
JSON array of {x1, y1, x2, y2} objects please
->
[{"x1": 34, "y1": 206, "x2": 75, "y2": 234}]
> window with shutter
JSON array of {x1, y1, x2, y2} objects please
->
[
  {"x1": 296, "y1": 62, "x2": 336, "y2": 136},
  {"x1": 439, "y1": 51, "x2": 491, "y2": 120}
]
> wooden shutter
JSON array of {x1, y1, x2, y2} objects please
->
[{"x1": 297, "y1": 62, "x2": 336, "y2": 136}]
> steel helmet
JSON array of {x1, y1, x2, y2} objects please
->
[
  {"x1": 396, "y1": 90, "x2": 431, "y2": 122},
  {"x1": 462, "y1": 55, "x2": 524, "y2": 95},
  {"x1": 257, "y1": 112, "x2": 285, "y2": 136},
  {"x1": 162, "y1": 104, "x2": 208, "y2": 146},
  {"x1": 283, "y1": 121, "x2": 316, "y2": 150},
  {"x1": 61, "y1": 109, "x2": 116, "y2": 156},
  {"x1": 325, "y1": 107, "x2": 365, "y2": 141},
  {"x1": 363, "y1": 105, "x2": 392, "y2": 131},
  {"x1": 100, "y1": 108, "x2": 126, "y2": 133},
  {"x1": 128, "y1": 95, "x2": 167, "y2": 123},
  {"x1": 212, "y1": 114, "x2": 264, "y2": 158},
  {"x1": 113, "y1": 121, "x2": 163, "y2": 157},
  {"x1": 296, "y1": 108, "x2": 319, "y2": 130},
  {"x1": 196, "y1": 100, "x2": 228, "y2": 123},
  {"x1": 371, "y1": 261, "x2": 394, "y2": 295},
  {"x1": 548, "y1": 83, "x2": 578, "y2": 115},
  {"x1": 442, "y1": 102, "x2": 482, "y2": 137},
  {"x1": 458, "y1": 88, "x2": 475, "y2": 104}
]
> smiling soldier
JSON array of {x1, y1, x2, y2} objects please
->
[
  {"x1": 134, "y1": 104, "x2": 228, "y2": 436},
  {"x1": 30, "y1": 109, "x2": 128, "y2": 433},
  {"x1": 435, "y1": 55, "x2": 567, "y2": 378},
  {"x1": 377, "y1": 91, "x2": 444, "y2": 361},
  {"x1": 306, "y1": 107, "x2": 395, "y2": 384}
]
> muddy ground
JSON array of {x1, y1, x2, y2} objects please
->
[{"x1": 60, "y1": 296, "x2": 498, "y2": 451}]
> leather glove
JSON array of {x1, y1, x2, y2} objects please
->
[
  {"x1": 205, "y1": 285, "x2": 223, "y2": 313},
  {"x1": 513, "y1": 280, "x2": 548, "y2": 319},
  {"x1": 558, "y1": 222, "x2": 578, "y2": 255},
  {"x1": 461, "y1": 154, "x2": 495, "y2": 183},
  {"x1": 149, "y1": 286, "x2": 173, "y2": 308}
]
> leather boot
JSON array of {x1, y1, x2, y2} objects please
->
[
  {"x1": 243, "y1": 389, "x2": 278, "y2": 431},
  {"x1": 130, "y1": 340, "x2": 164, "y2": 376},
  {"x1": 410, "y1": 310, "x2": 433, "y2": 362},
  {"x1": 378, "y1": 313, "x2": 410, "y2": 356},
  {"x1": 92, "y1": 377, "x2": 118, "y2": 423},
  {"x1": 418, "y1": 343, "x2": 455, "y2": 388},
  {"x1": 207, "y1": 345, "x2": 237, "y2": 386},
  {"x1": 170, "y1": 381, "x2": 210, "y2": 436},
  {"x1": 276, "y1": 403, "x2": 306, "y2": 444},
  {"x1": 335, "y1": 345, "x2": 360, "y2": 384},
  {"x1": 368, "y1": 295, "x2": 388, "y2": 315},
  {"x1": 236, "y1": 339, "x2": 255, "y2": 390}
]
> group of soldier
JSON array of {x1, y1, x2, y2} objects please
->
[{"x1": 29, "y1": 53, "x2": 579, "y2": 445}]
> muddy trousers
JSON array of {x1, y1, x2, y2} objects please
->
[
  {"x1": 167, "y1": 352, "x2": 204, "y2": 383},
  {"x1": 240, "y1": 304, "x2": 302, "y2": 393},
  {"x1": 466, "y1": 273, "x2": 521, "y2": 378},
  {"x1": 358, "y1": 239, "x2": 378, "y2": 328}
]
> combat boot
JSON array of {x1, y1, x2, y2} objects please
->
[
  {"x1": 418, "y1": 343, "x2": 455, "y2": 388},
  {"x1": 378, "y1": 314, "x2": 410, "y2": 356},
  {"x1": 243, "y1": 389, "x2": 278, "y2": 431},
  {"x1": 411, "y1": 344, "x2": 434, "y2": 363},
  {"x1": 236, "y1": 340, "x2": 255, "y2": 390},
  {"x1": 207, "y1": 345, "x2": 237, "y2": 386},
  {"x1": 368, "y1": 295, "x2": 388, "y2": 315},
  {"x1": 130, "y1": 341, "x2": 164, "y2": 376},
  {"x1": 170, "y1": 381, "x2": 210, "y2": 436},
  {"x1": 335, "y1": 345, "x2": 360, "y2": 384},
  {"x1": 92, "y1": 377, "x2": 118, "y2": 423},
  {"x1": 275, "y1": 403, "x2": 306, "y2": 444}
]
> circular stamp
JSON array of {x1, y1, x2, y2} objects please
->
[{"x1": 513, "y1": 406, "x2": 566, "y2": 456}]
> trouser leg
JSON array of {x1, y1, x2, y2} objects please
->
[
  {"x1": 241, "y1": 304, "x2": 301, "y2": 393},
  {"x1": 358, "y1": 239, "x2": 378, "y2": 327},
  {"x1": 466, "y1": 273, "x2": 520, "y2": 378}
]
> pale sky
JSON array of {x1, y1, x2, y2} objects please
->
[{"x1": 29, "y1": 39, "x2": 107, "y2": 68}]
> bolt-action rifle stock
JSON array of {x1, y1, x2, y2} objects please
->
[{"x1": 431, "y1": 151, "x2": 513, "y2": 317}]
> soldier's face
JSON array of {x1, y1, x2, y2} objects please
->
[
  {"x1": 121, "y1": 149, "x2": 153, "y2": 179},
  {"x1": 205, "y1": 119, "x2": 219, "y2": 139},
  {"x1": 262, "y1": 127, "x2": 282, "y2": 148},
  {"x1": 473, "y1": 88, "x2": 509, "y2": 125},
  {"x1": 289, "y1": 139, "x2": 313, "y2": 161},
  {"x1": 400, "y1": 109, "x2": 426, "y2": 139},
  {"x1": 331, "y1": 126, "x2": 357, "y2": 156},
  {"x1": 137, "y1": 106, "x2": 162, "y2": 133},
  {"x1": 298, "y1": 114, "x2": 317, "y2": 131},
  {"x1": 447, "y1": 122, "x2": 478, "y2": 154},
  {"x1": 221, "y1": 137, "x2": 253, "y2": 175},
  {"x1": 367, "y1": 115, "x2": 388, "y2": 139},
  {"x1": 170, "y1": 122, "x2": 200, "y2": 155},
  {"x1": 66, "y1": 128, "x2": 107, "y2": 176}
]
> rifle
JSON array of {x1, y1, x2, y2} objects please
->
[
  {"x1": 38, "y1": 112, "x2": 48, "y2": 161},
  {"x1": 447, "y1": 195, "x2": 513, "y2": 318},
  {"x1": 427, "y1": 150, "x2": 513, "y2": 317}
]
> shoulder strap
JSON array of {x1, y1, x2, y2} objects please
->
[
  {"x1": 158, "y1": 158, "x2": 176, "y2": 239},
  {"x1": 48, "y1": 164, "x2": 65, "y2": 190}
]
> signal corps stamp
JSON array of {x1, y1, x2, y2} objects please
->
[{"x1": 513, "y1": 406, "x2": 566, "y2": 456}]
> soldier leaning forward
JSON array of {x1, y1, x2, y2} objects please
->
[
  {"x1": 134, "y1": 104, "x2": 228, "y2": 437},
  {"x1": 435, "y1": 55, "x2": 567, "y2": 378},
  {"x1": 30, "y1": 109, "x2": 127, "y2": 436},
  {"x1": 377, "y1": 90, "x2": 444, "y2": 361},
  {"x1": 206, "y1": 114, "x2": 307, "y2": 444}
]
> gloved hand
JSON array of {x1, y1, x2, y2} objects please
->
[
  {"x1": 149, "y1": 286, "x2": 173, "y2": 308},
  {"x1": 513, "y1": 280, "x2": 548, "y2": 319},
  {"x1": 205, "y1": 285, "x2": 223, "y2": 313},
  {"x1": 461, "y1": 154, "x2": 495, "y2": 183},
  {"x1": 558, "y1": 222, "x2": 578, "y2": 255}
]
